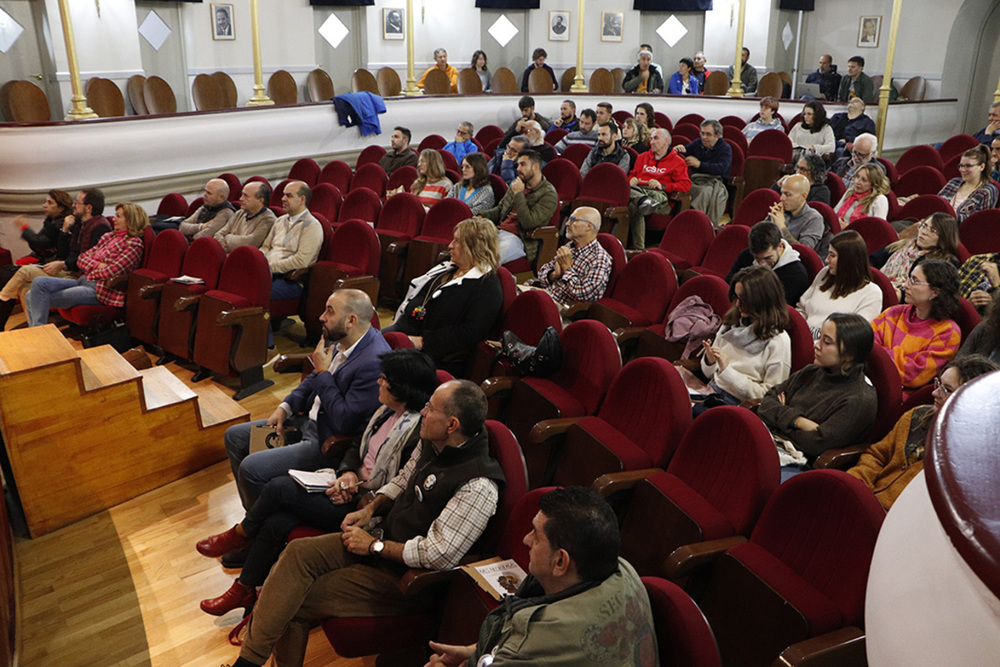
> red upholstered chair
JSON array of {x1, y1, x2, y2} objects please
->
[
  {"x1": 601, "y1": 406, "x2": 779, "y2": 579},
  {"x1": 403, "y1": 198, "x2": 472, "y2": 287},
  {"x1": 0, "y1": 249, "x2": 10, "y2": 267},
  {"x1": 643, "y1": 577, "x2": 722, "y2": 667},
  {"x1": 417, "y1": 134, "x2": 447, "y2": 152},
  {"x1": 542, "y1": 157, "x2": 582, "y2": 209},
  {"x1": 938, "y1": 133, "x2": 979, "y2": 162},
  {"x1": 126, "y1": 229, "x2": 188, "y2": 346},
  {"x1": 217, "y1": 173, "x2": 242, "y2": 203},
  {"x1": 899, "y1": 383, "x2": 935, "y2": 414},
  {"x1": 484, "y1": 319, "x2": 622, "y2": 487},
  {"x1": 156, "y1": 193, "x2": 188, "y2": 217},
  {"x1": 571, "y1": 162, "x2": 631, "y2": 245},
  {"x1": 288, "y1": 158, "x2": 320, "y2": 186},
  {"x1": 488, "y1": 174, "x2": 507, "y2": 202},
  {"x1": 894, "y1": 165, "x2": 946, "y2": 198},
  {"x1": 308, "y1": 183, "x2": 343, "y2": 223},
  {"x1": 825, "y1": 172, "x2": 846, "y2": 205},
  {"x1": 748, "y1": 129, "x2": 793, "y2": 163},
  {"x1": 869, "y1": 267, "x2": 898, "y2": 310},
  {"x1": 157, "y1": 237, "x2": 226, "y2": 362},
  {"x1": 444, "y1": 168, "x2": 461, "y2": 184},
  {"x1": 482, "y1": 138, "x2": 502, "y2": 157},
  {"x1": 474, "y1": 124, "x2": 504, "y2": 145},
  {"x1": 244, "y1": 175, "x2": 271, "y2": 188},
  {"x1": 688, "y1": 225, "x2": 750, "y2": 279},
  {"x1": 653, "y1": 112, "x2": 672, "y2": 131},
  {"x1": 896, "y1": 145, "x2": 945, "y2": 175},
  {"x1": 350, "y1": 163, "x2": 388, "y2": 198},
  {"x1": 676, "y1": 112, "x2": 705, "y2": 127},
  {"x1": 650, "y1": 209, "x2": 714, "y2": 271},
  {"x1": 531, "y1": 357, "x2": 691, "y2": 488},
  {"x1": 319, "y1": 160, "x2": 354, "y2": 192},
  {"x1": 386, "y1": 165, "x2": 418, "y2": 193},
  {"x1": 890, "y1": 194, "x2": 955, "y2": 222},
  {"x1": 382, "y1": 331, "x2": 413, "y2": 350},
  {"x1": 719, "y1": 115, "x2": 747, "y2": 130},
  {"x1": 438, "y1": 149, "x2": 460, "y2": 174},
  {"x1": 185, "y1": 196, "x2": 205, "y2": 218},
  {"x1": 959, "y1": 209, "x2": 1000, "y2": 255},
  {"x1": 723, "y1": 125, "x2": 749, "y2": 157},
  {"x1": 671, "y1": 123, "x2": 700, "y2": 142},
  {"x1": 792, "y1": 243, "x2": 823, "y2": 280},
  {"x1": 559, "y1": 142, "x2": 592, "y2": 169},
  {"x1": 374, "y1": 192, "x2": 425, "y2": 304},
  {"x1": 466, "y1": 290, "x2": 562, "y2": 385},
  {"x1": 337, "y1": 187, "x2": 382, "y2": 225},
  {"x1": 190, "y1": 246, "x2": 273, "y2": 399},
  {"x1": 731, "y1": 188, "x2": 779, "y2": 227},
  {"x1": 543, "y1": 127, "x2": 568, "y2": 146},
  {"x1": 785, "y1": 305, "x2": 814, "y2": 372},
  {"x1": 267, "y1": 220, "x2": 334, "y2": 324},
  {"x1": 356, "y1": 144, "x2": 386, "y2": 168},
  {"x1": 811, "y1": 200, "x2": 841, "y2": 236},
  {"x1": 849, "y1": 216, "x2": 898, "y2": 255},
  {"x1": 954, "y1": 296, "x2": 982, "y2": 341},
  {"x1": 270, "y1": 179, "x2": 292, "y2": 208},
  {"x1": 694, "y1": 470, "x2": 885, "y2": 667},
  {"x1": 587, "y1": 252, "x2": 677, "y2": 330},
  {"x1": 875, "y1": 157, "x2": 899, "y2": 190},
  {"x1": 724, "y1": 137, "x2": 747, "y2": 211},
  {"x1": 611, "y1": 110, "x2": 633, "y2": 125}
]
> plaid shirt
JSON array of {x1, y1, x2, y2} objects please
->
[
  {"x1": 957, "y1": 253, "x2": 1000, "y2": 300},
  {"x1": 76, "y1": 230, "x2": 144, "y2": 307},
  {"x1": 537, "y1": 238, "x2": 613, "y2": 304},
  {"x1": 378, "y1": 440, "x2": 499, "y2": 570},
  {"x1": 937, "y1": 178, "x2": 999, "y2": 223}
]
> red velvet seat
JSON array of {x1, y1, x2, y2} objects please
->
[
  {"x1": 439, "y1": 149, "x2": 460, "y2": 173},
  {"x1": 792, "y1": 243, "x2": 823, "y2": 280},
  {"x1": 268, "y1": 220, "x2": 334, "y2": 323},
  {"x1": 650, "y1": 209, "x2": 714, "y2": 271},
  {"x1": 676, "y1": 112, "x2": 705, "y2": 127},
  {"x1": 588, "y1": 251, "x2": 676, "y2": 330},
  {"x1": 890, "y1": 193, "x2": 956, "y2": 222},
  {"x1": 156, "y1": 192, "x2": 187, "y2": 217},
  {"x1": 748, "y1": 129, "x2": 793, "y2": 162},
  {"x1": 825, "y1": 172, "x2": 846, "y2": 205},
  {"x1": 541, "y1": 157, "x2": 582, "y2": 207},
  {"x1": 954, "y1": 296, "x2": 982, "y2": 341},
  {"x1": 474, "y1": 124, "x2": 504, "y2": 145},
  {"x1": 417, "y1": 134, "x2": 447, "y2": 152},
  {"x1": 811, "y1": 200, "x2": 841, "y2": 236},
  {"x1": 374, "y1": 192, "x2": 425, "y2": 304},
  {"x1": 896, "y1": 145, "x2": 944, "y2": 175},
  {"x1": 959, "y1": 209, "x2": 1000, "y2": 255},
  {"x1": 894, "y1": 165, "x2": 946, "y2": 198},
  {"x1": 689, "y1": 225, "x2": 750, "y2": 279},
  {"x1": 157, "y1": 237, "x2": 226, "y2": 362},
  {"x1": 697, "y1": 470, "x2": 885, "y2": 667},
  {"x1": 185, "y1": 196, "x2": 205, "y2": 218},
  {"x1": 308, "y1": 183, "x2": 343, "y2": 223},
  {"x1": 403, "y1": 198, "x2": 472, "y2": 287},
  {"x1": 864, "y1": 343, "x2": 905, "y2": 443},
  {"x1": 386, "y1": 165, "x2": 418, "y2": 193},
  {"x1": 544, "y1": 127, "x2": 568, "y2": 145},
  {"x1": 559, "y1": 143, "x2": 591, "y2": 168},
  {"x1": 875, "y1": 157, "x2": 899, "y2": 190},
  {"x1": 653, "y1": 112, "x2": 672, "y2": 131},
  {"x1": 488, "y1": 174, "x2": 507, "y2": 202},
  {"x1": 611, "y1": 110, "x2": 634, "y2": 125},
  {"x1": 723, "y1": 125, "x2": 749, "y2": 157},
  {"x1": 731, "y1": 188, "x2": 780, "y2": 227},
  {"x1": 349, "y1": 162, "x2": 388, "y2": 198},
  {"x1": 643, "y1": 576, "x2": 722, "y2": 667},
  {"x1": 719, "y1": 115, "x2": 747, "y2": 129},
  {"x1": 288, "y1": 157, "x2": 320, "y2": 186},
  {"x1": 270, "y1": 179, "x2": 292, "y2": 208},
  {"x1": 671, "y1": 123, "x2": 700, "y2": 142},
  {"x1": 319, "y1": 160, "x2": 354, "y2": 192},
  {"x1": 848, "y1": 216, "x2": 898, "y2": 255},
  {"x1": 355, "y1": 144, "x2": 386, "y2": 168},
  {"x1": 571, "y1": 162, "x2": 631, "y2": 245},
  {"x1": 938, "y1": 133, "x2": 979, "y2": 162},
  {"x1": 217, "y1": 172, "x2": 242, "y2": 203},
  {"x1": 126, "y1": 228, "x2": 188, "y2": 346},
  {"x1": 337, "y1": 187, "x2": 382, "y2": 225},
  {"x1": 869, "y1": 267, "x2": 898, "y2": 310},
  {"x1": 785, "y1": 305, "x2": 814, "y2": 373}
]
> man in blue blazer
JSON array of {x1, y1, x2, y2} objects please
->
[{"x1": 225, "y1": 289, "x2": 389, "y2": 513}]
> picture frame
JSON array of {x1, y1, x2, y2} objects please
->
[
  {"x1": 211, "y1": 3, "x2": 234, "y2": 41},
  {"x1": 857, "y1": 15, "x2": 881, "y2": 48},
  {"x1": 383, "y1": 8, "x2": 404, "y2": 41},
  {"x1": 549, "y1": 11, "x2": 570, "y2": 42},
  {"x1": 601, "y1": 11, "x2": 623, "y2": 43}
]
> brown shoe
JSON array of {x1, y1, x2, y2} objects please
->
[
  {"x1": 200, "y1": 580, "x2": 257, "y2": 616},
  {"x1": 196, "y1": 525, "x2": 250, "y2": 558}
]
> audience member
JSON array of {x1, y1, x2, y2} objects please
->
[
  {"x1": 638, "y1": 43, "x2": 662, "y2": 73},
  {"x1": 470, "y1": 49, "x2": 492, "y2": 92},
  {"x1": 675, "y1": 120, "x2": 732, "y2": 226},
  {"x1": 878, "y1": 213, "x2": 959, "y2": 299},
  {"x1": 442, "y1": 121, "x2": 477, "y2": 162},
  {"x1": 554, "y1": 109, "x2": 598, "y2": 153},
  {"x1": 765, "y1": 173, "x2": 827, "y2": 253},
  {"x1": 424, "y1": 488, "x2": 655, "y2": 667},
  {"x1": 805, "y1": 54, "x2": 841, "y2": 101},
  {"x1": 7, "y1": 189, "x2": 72, "y2": 265},
  {"x1": 937, "y1": 144, "x2": 999, "y2": 223},
  {"x1": 797, "y1": 230, "x2": 883, "y2": 337},
  {"x1": 522, "y1": 120, "x2": 557, "y2": 163},
  {"x1": 225, "y1": 380, "x2": 504, "y2": 667},
  {"x1": 973, "y1": 101, "x2": 1000, "y2": 145},
  {"x1": 726, "y1": 47, "x2": 758, "y2": 94},
  {"x1": 176, "y1": 178, "x2": 235, "y2": 240},
  {"x1": 448, "y1": 153, "x2": 495, "y2": 215},
  {"x1": 667, "y1": 58, "x2": 699, "y2": 95},
  {"x1": 773, "y1": 154, "x2": 831, "y2": 205},
  {"x1": 872, "y1": 259, "x2": 962, "y2": 396},
  {"x1": 788, "y1": 101, "x2": 836, "y2": 157},
  {"x1": 410, "y1": 149, "x2": 452, "y2": 209},
  {"x1": 499, "y1": 96, "x2": 551, "y2": 149},
  {"x1": 595, "y1": 102, "x2": 615, "y2": 129},
  {"x1": 837, "y1": 55, "x2": 876, "y2": 103},
  {"x1": 697, "y1": 265, "x2": 791, "y2": 412},
  {"x1": 957, "y1": 252, "x2": 1000, "y2": 313},
  {"x1": 959, "y1": 289, "x2": 1000, "y2": 362},
  {"x1": 213, "y1": 181, "x2": 276, "y2": 253},
  {"x1": 627, "y1": 128, "x2": 692, "y2": 250},
  {"x1": 488, "y1": 135, "x2": 526, "y2": 184},
  {"x1": 992, "y1": 137, "x2": 1000, "y2": 181},
  {"x1": 633, "y1": 102, "x2": 655, "y2": 129},
  {"x1": 743, "y1": 97, "x2": 784, "y2": 141},
  {"x1": 834, "y1": 162, "x2": 890, "y2": 227},
  {"x1": 829, "y1": 98, "x2": 876, "y2": 152},
  {"x1": 520, "y1": 48, "x2": 557, "y2": 92},
  {"x1": 378, "y1": 126, "x2": 419, "y2": 177},
  {"x1": 621, "y1": 118, "x2": 650, "y2": 154},
  {"x1": 848, "y1": 355, "x2": 998, "y2": 509},
  {"x1": 728, "y1": 221, "x2": 810, "y2": 305},
  {"x1": 386, "y1": 218, "x2": 503, "y2": 375},
  {"x1": 480, "y1": 149, "x2": 558, "y2": 265},
  {"x1": 535, "y1": 207, "x2": 612, "y2": 305},
  {"x1": 196, "y1": 348, "x2": 438, "y2": 617},
  {"x1": 830, "y1": 133, "x2": 879, "y2": 190},
  {"x1": 692, "y1": 51, "x2": 711, "y2": 93},
  {"x1": 623, "y1": 50, "x2": 664, "y2": 94},
  {"x1": 550, "y1": 99, "x2": 579, "y2": 132},
  {"x1": 758, "y1": 313, "x2": 877, "y2": 479},
  {"x1": 260, "y1": 180, "x2": 322, "y2": 312},
  {"x1": 25, "y1": 201, "x2": 146, "y2": 327},
  {"x1": 580, "y1": 122, "x2": 630, "y2": 176},
  {"x1": 418, "y1": 48, "x2": 458, "y2": 93}
]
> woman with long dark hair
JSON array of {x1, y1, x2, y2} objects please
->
[
  {"x1": 937, "y1": 144, "x2": 998, "y2": 223},
  {"x1": 788, "y1": 101, "x2": 835, "y2": 156},
  {"x1": 470, "y1": 49, "x2": 492, "y2": 92},
  {"x1": 448, "y1": 153, "x2": 494, "y2": 214},
  {"x1": 879, "y1": 212, "x2": 960, "y2": 299},
  {"x1": 958, "y1": 288, "x2": 1000, "y2": 363},
  {"x1": 797, "y1": 230, "x2": 883, "y2": 337}
]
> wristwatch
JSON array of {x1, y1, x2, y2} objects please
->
[{"x1": 369, "y1": 539, "x2": 385, "y2": 556}]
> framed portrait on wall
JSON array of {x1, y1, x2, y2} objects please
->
[
  {"x1": 601, "y1": 11, "x2": 623, "y2": 42},
  {"x1": 383, "y1": 8, "x2": 404, "y2": 41},
  {"x1": 211, "y1": 3, "x2": 234, "y2": 41},
  {"x1": 549, "y1": 11, "x2": 570, "y2": 42},
  {"x1": 858, "y1": 16, "x2": 881, "y2": 48}
]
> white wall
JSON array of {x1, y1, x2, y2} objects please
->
[{"x1": 365, "y1": 0, "x2": 481, "y2": 71}]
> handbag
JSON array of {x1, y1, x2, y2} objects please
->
[{"x1": 500, "y1": 326, "x2": 562, "y2": 377}]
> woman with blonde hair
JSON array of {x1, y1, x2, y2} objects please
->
[
  {"x1": 879, "y1": 212, "x2": 959, "y2": 298},
  {"x1": 25, "y1": 201, "x2": 147, "y2": 326},
  {"x1": 834, "y1": 162, "x2": 890, "y2": 226},
  {"x1": 410, "y1": 149, "x2": 451, "y2": 209},
  {"x1": 385, "y1": 217, "x2": 503, "y2": 374},
  {"x1": 621, "y1": 118, "x2": 650, "y2": 154}
]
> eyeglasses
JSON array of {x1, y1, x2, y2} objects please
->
[
  {"x1": 933, "y1": 376, "x2": 954, "y2": 395},
  {"x1": 852, "y1": 150, "x2": 872, "y2": 158},
  {"x1": 905, "y1": 275, "x2": 930, "y2": 286},
  {"x1": 422, "y1": 401, "x2": 441, "y2": 414},
  {"x1": 957, "y1": 163, "x2": 980, "y2": 170},
  {"x1": 917, "y1": 221, "x2": 939, "y2": 233},
  {"x1": 566, "y1": 215, "x2": 589, "y2": 225}
]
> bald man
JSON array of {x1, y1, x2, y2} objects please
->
[
  {"x1": 535, "y1": 206, "x2": 613, "y2": 304},
  {"x1": 768, "y1": 173, "x2": 827, "y2": 254},
  {"x1": 177, "y1": 178, "x2": 235, "y2": 239}
]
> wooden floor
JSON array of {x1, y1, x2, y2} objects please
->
[{"x1": 9, "y1": 312, "x2": 392, "y2": 667}]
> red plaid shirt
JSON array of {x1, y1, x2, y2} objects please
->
[
  {"x1": 537, "y1": 238, "x2": 613, "y2": 304},
  {"x1": 77, "y1": 230, "x2": 144, "y2": 307}
]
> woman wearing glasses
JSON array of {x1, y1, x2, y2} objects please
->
[
  {"x1": 937, "y1": 145, "x2": 998, "y2": 223},
  {"x1": 878, "y1": 212, "x2": 959, "y2": 299},
  {"x1": 872, "y1": 258, "x2": 962, "y2": 397}
]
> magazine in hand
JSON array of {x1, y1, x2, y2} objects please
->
[
  {"x1": 460, "y1": 557, "x2": 528, "y2": 601},
  {"x1": 288, "y1": 468, "x2": 339, "y2": 493}
]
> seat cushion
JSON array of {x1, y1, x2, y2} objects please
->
[
  {"x1": 58, "y1": 305, "x2": 122, "y2": 326},
  {"x1": 576, "y1": 416, "x2": 653, "y2": 471},
  {"x1": 322, "y1": 615, "x2": 434, "y2": 658},
  {"x1": 648, "y1": 472, "x2": 734, "y2": 541},
  {"x1": 596, "y1": 298, "x2": 650, "y2": 327},
  {"x1": 520, "y1": 377, "x2": 587, "y2": 417}
]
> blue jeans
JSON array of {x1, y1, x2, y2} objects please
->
[
  {"x1": 26, "y1": 276, "x2": 101, "y2": 326},
  {"x1": 224, "y1": 418, "x2": 329, "y2": 510},
  {"x1": 498, "y1": 230, "x2": 526, "y2": 264},
  {"x1": 268, "y1": 277, "x2": 304, "y2": 346}
]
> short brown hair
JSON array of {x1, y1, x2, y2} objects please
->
[{"x1": 114, "y1": 202, "x2": 149, "y2": 238}]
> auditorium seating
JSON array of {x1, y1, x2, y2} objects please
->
[
  {"x1": 643, "y1": 577, "x2": 722, "y2": 667},
  {"x1": 811, "y1": 200, "x2": 841, "y2": 236},
  {"x1": 192, "y1": 73, "x2": 225, "y2": 111},
  {"x1": 793, "y1": 243, "x2": 823, "y2": 280},
  {"x1": 894, "y1": 165, "x2": 947, "y2": 198},
  {"x1": 938, "y1": 133, "x2": 979, "y2": 161},
  {"x1": 355, "y1": 145, "x2": 386, "y2": 168},
  {"x1": 386, "y1": 165, "x2": 418, "y2": 192},
  {"x1": 456, "y1": 68, "x2": 482, "y2": 94},
  {"x1": 571, "y1": 162, "x2": 631, "y2": 245},
  {"x1": 374, "y1": 192, "x2": 425, "y2": 304},
  {"x1": 156, "y1": 193, "x2": 188, "y2": 218},
  {"x1": 417, "y1": 134, "x2": 447, "y2": 152},
  {"x1": 527, "y1": 67, "x2": 553, "y2": 93},
  {"x1": 143, "y1": 76, "x2": 177, "y2": 115},
  {"x1": 423, "y1": 68, "x2": 452, "y2": 95},
  {"x1": 403, "y1": 198, "x2": 472, "y2": 286},
  {"x1": 7, "y1": 80, "x2": 50, "y2": 122},
  {"x1": 826, "y1": 172, "x2": 846, "y2": 204},
  {"x1": 85, "y1": 77, "x2": 125, "y2": 118},
  {"x1": 649, "y1": 209, "x2": 714, "y2": 271},
  {"x1": 319, "y1": 160, "x2": 354, "y2": 192},
  {"x1": 704, "y1": 71, "x2": 730, "y2": 95},
  {"x1": 156, "y1": 237, "x2": 227, "y2": 363},
  {"x1": 307, "y1": 68, "x2": 334, "y2": 102},
  {"x1": 125, "y1": 229, "x2": 188, "y2": 347},
  {"x1": 687, "y1": 225, "x2": 750, "y2": 279},
  {"x1": 586, "y1": 251, "x2": 676, "y2": 331},
  {"x1": 212, "y1": 71, "x2": 238, "y2": 108},
  {"x1": 126, "y1": 74, "x2": 148, "y2": 115},
  {"x1": 491, "y1": 67, "x2": 518, "y2": 94},
  {"x1": 308, "y1": 183, "x2": 343, "y2": 222},
  {"x1": 337, "y1": 188, "x2": 382, "y2": 225},
  {"x1": 589, "y1": 68, "x2": 614, "y2": 94},
  {"x1": 731, "y1": 188, "x2": 779, "y2": 227},
  {"x1": 544, "y1": 127, "x2": 568, "y2": 145},
  {"x1": 785, "y1": 306, "x2": 814, "y2": 372},
  {"x1": 288, "y1": 158, "x2": 320, "y2": 186},
  {"x1": 350, "y1": 68, "x2": 378, "y2": 94},
  {"x1": 896, "y1": 145, "x2": 945, "y2": 175},
  {"x1": 653, "y1": 112, "x2": 672, "y2": 131},
  {"x1": 559, "y1": 142, "x2": 591, "y2": 168},
  {"x1": 869, "y1": 267, "x2": 899, "y2": 310},
  {"x1": 376, "y1": 67, "x2": 402, "y2": 97},
  {"x1": 719, "y1": 115, "x2": 746, "y2": 129},
  {"x1": 723, "y1": 125, "x2": 749, "y2": 156},
  {"x1": 218, "y1": 173, "x2": 242, "y2": 202},
  {"x1": 542, "y1": 157, "x2": 582, "y2": 210},
  {"x1": 959, "y1": 209, "x2": 1000, "y2": 254},
  {"x1": 849, "y1": 216, "x2": 898, "y2": 255},
  {"x1": 890, "y1": 194, "x2": 955, "y2": 222},
  {"x1": 350, "y1": 163, "x2": 388, "y2": 198}
]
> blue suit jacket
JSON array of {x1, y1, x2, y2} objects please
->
[{"x1": 284, "y1": 326, "x2": 390, "y2": 442}]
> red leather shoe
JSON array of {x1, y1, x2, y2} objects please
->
[
  {"x1": 200, "y1": 580, "x2": 257, "y2": 616},
  {"x1": 196, "y1": 525, "x2": 250, "y2": 558}
]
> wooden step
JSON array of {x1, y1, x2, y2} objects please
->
[
  {"x1": 0, "y1": 324, "x2": 77, "y2": 376},
  {"x1": 194, "y1": 382, "x2": 251, "y2": 428},
  {"x1": 138, "y1": 366, "x2": 198, "y2": 411},
  {"x1": 77, "y1": 345, "x2": 141, "y2": 391}
]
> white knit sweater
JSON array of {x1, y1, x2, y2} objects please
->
[
  {"x1": 797, "y1": 267, "x2": 884, "y2": 338},
  {"x1": 701, "y1": 325, "x2": 792, "y2": 401}
]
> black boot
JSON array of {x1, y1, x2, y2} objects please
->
[{"x1": 0, "y1": 299, "x2": 16, "y2": 332}]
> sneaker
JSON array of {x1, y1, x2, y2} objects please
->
[{"x1": 637, "y1": 197, "x2": 658, "y2": 216}]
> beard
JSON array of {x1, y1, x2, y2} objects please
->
[
  {"x1": 597, "y1": 140, "x2": 611, "y2": 149},
  {"x1": 323, "y1": 319, "x2": 348, "y2": 345}
]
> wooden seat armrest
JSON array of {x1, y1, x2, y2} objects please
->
[
  {"x1": 531, "y1": 226, "x2": 559, "y2": 269},
  {"x1": 285, "y1": 267, "x2": 310, "y2": 282},
  {"x1": 105, "y1": 274, "x2": 129, "y2": 288},
  {"x1": 772, "y1": 627, "x2": 866, "y2": 667},
  {"x1": 665, "y1": 536, "x2": 748, "y2": 579},
  {"x1": 559, "y1": 300, "x2": 592, "y2": 319},
  {"x1": 613, "y1": 326, "x2": 645, "y2": 345},
  {"x1": 174, "y1": 294, "x2": 202, "y2": 311},
  {"x1": 399, "y1": 567, "x2": 459, "y2": 596},
  {"x1": 138, "y1": 283, "x2": 164, "y2": 299},
  {"x1": 813, "y1": 444, "x2": 867, "y2": 470},
  {"x1": 217, "y1": 306, "x2": 265, "y2": 326},
  {"x1": 671, "y1": 191, "x2": 692, "y2": 211},
  {"x1": 386, "y1": 239, "x2": 410, "y2": 254},
  {"x1": 272, "y1": 353, "x2": 311, "y2": 374},
  {"x1": 591, "y1": 468, "x2": 663, "y2": 497},
  {"x1": 528, "y1": 417, "x2": 583, "y2": 445},
  {"x1": 321, "y1": 432, "x2": 357, "y2": 458},
  {"x1": 480, "y1": 375, "x2": 518, "y2": 399}
]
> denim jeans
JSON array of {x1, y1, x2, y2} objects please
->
[{"x1": 26, "y1": 276, "x2": 100, "y2": 326}]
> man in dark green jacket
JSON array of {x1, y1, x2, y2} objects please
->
[
  {"x1": 480, "y1": 148, "x2": 558, "y2": 265},
  {"x1": 837, "y1": 55, "x2": 877, "y2": 103}
]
